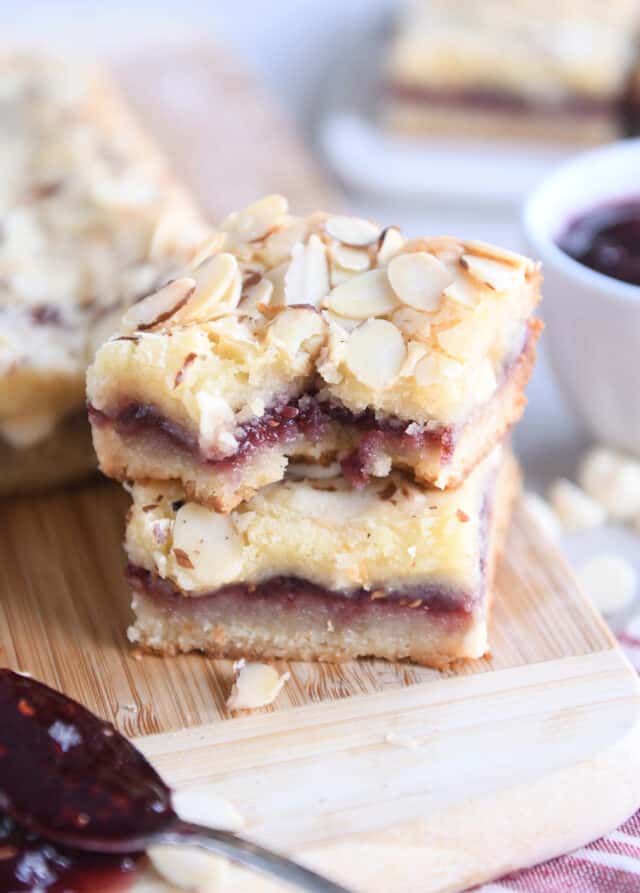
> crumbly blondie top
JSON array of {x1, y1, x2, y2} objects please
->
[
  {"x1": 0, "y1": 55, "x2": 207, "y2": 447},
  {"x1": 386, "y1": 0, "x2": 639, "y2": 102},
  {"x1": 125, "y1": 447, "x2": 501, "y2": 598},
  {"x1": 88, "y1": 195, "x2": 540, "y2": 461}
]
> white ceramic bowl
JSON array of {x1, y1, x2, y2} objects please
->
[{"x1": 523, "y1": 138, "x2": 640, "y2": 457}]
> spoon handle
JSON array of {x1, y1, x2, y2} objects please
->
[{"x1": 158, "y1": 820, "x2": 353, "y2": 893}]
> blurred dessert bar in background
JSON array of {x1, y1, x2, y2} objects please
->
[
  {"x1": 0, "y1": 55, "x2": 207, "y2": 494},
  {"x1": 88, "y1": 196, "x2": 541, "y2": 510},
  {"x1": 125, "y1": 447, "x2": 518, "y2": 667},
  {"x1": 383, "y1": 0, "x2": 640, "y2": 143}
]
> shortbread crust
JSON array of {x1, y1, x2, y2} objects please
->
[
  {"x1": 125, "y1": 448, "x2": 518, "y2": 667},
  {"x1": 88, "y1": 196, "x2": 540, "y2": 508}
]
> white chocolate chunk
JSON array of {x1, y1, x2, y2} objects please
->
[
  {"x1": 578, "y1": 447, "x2": 640, "y2": 521},
  {"x1": 284, "y1": 235, "x2": 329, "y2": 307},
  {"x1": 197, "y1": 393, "x2": 236, "y2": 456},
  {"x1": 576, "y1": 553, "x2": 637, "y2": 615},
  {"x1": 324, "y1": 268, "x2": 397, "y2": 319},
  {"x1": 388, "y1": 252, "x2": 452, "y2": 311},
  {"x1": 121, "y1": 278, "x2": 195, "y2": 331},
  {"x1": 227, "y1": 662, "x2": 290, "y2": 710},
  {"x1": 325, "y1": 215, "x2": 381, "y2": 246},
  {"x1": 344, "y1": 319, "x2": 406, "y2": 389},
  {"x1": 522, "y1": 491, "x2": 562, "y2": 542},
  {"x1": 548, "y1": 479, "x2": 606, "y2": 531},
  {"x1": 172, "y1": 502, "x2": 243, "y2": 590}
]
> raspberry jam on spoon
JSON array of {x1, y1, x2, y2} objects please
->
[
  {"x1": 0, "y1": 669, "x2": 350, "y2": 893},
  {"x1": 557, "y1": 198, "x2": 640, "y2": 286}
]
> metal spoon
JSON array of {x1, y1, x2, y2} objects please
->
[{"x1": 0, "y1": 668, "x2": 352, "y2": 892}]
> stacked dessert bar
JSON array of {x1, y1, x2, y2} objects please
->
[
  {"x1": 384, "y1": 0, "x2": 640, "y2": 143},
  {"x1": 0, "y1": 56, "x2": 207, "y2": 494},
  {"x1": 88, "y1": 195, "x2": 542, "y2": 667}
]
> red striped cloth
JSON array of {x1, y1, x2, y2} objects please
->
[{"x1": 475, "y1": 615, "x2": 640, "y2": 893}]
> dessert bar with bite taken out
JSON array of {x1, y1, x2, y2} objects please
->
[
  {"x1": 87, "y1": 195, "x2": 541, "y2": 510},
  {"x1": 124, "y1": 447, "x2": 518, "y2": 668}
]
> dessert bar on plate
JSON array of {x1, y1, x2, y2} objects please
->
[
  {"x1": 88, "y1": 195, "x2": 541, "y2": 510},
  {"x1": 0, "y1": 55, "x2": 207, "y2": 494},
  {"x1": 125, "y1": 446, "x2": 518, "y2": 668},
  {"x1": 383, "y1": 0, "x2": 640, "y2": 143}
]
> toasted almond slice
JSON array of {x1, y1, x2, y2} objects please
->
[
  {"x1": 442, "y1": 275, "x2": 478, "y2": 307},
  {"x1": 344, "y1": 319, "x2": 406, "y2": 389},
  {"x1": 188, "y1": 232, "x2": 228, "y2": 270},
  {"x1": 121, "y1": 277, "x2": 196, "y2": 331},
  {"x1": 325, "y1": 215, "x2": 381, "y2": 246},
  {"x1": 284, "y1": 234, "x2": 330, "y2": 307},
  {"x1": 388, "y1": 252, "x2": 452, "y2": 311},
  {"x1": 227, "y1": 662, "x2": 290, "y2": 710},
  {"x1": 400, "y1": 340, "x2": 430, "y2": 377},
  {"x1": 239, "y1": 276, "x2": 274, "y2": 314},
  {"x1": 330, "y1": 243, "x2": 370, "y2": 272},
  {"x1": 263, "y1": 218, "x2": 308, "y2": 267},
  {"x1": 391, "y1": 307, "x2": 432, "y2": 342},
  {"x1": 172, "y1": 502, "x2": 243, "y2": 589},
  {"x1": 264, "y1": 260, "x2": 288, "y2": 305},
  {"x1": 266, "y1": 307, "x2": 325, "y2": 358},
  {"x1": 222, "y1": 194, "x2": 288, "y2": 243},
  {"x1": 377, "y1": 227, "x2": 405, "y2": 265},
  {"x1": 325, "y1": 268, "x2": 397, "y2": 319},
  {"x1": 179, "y1": 253, "x2": 240, "y2": 322},
  {"x1": 461, "y1": 253, "x2": 525, "y2": 292},
  {"x1": 324, "y1": 310, "x2": 361, "y2": 332},
  {"x1": 462, "y1": 239, "x2": 527, "y2": 268},
  {"x1": 415, "y1": 353, "x2": 463, "y2": 386}
]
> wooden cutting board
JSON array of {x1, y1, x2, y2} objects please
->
[{"x1": 1, "y1": 42, "x2": 640, "y2": 893}]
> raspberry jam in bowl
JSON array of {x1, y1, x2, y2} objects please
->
[
  {"x1": 523, "y1": 138, "x2": 640, "y2": 456},
  {"x1": 557, "y1": 199, "x2": 640, "y2": 287}
]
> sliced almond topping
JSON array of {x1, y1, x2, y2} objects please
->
[
  {"x1": 461, "y1": 253, "x2": 524, "y2": 292},
  {"x1": 284, "y1": 234, "x2": 329, "y2": 307},
  {"x1": 178, "y1": 253, "x2": 240, "y2": 322},
  {"x1": 325, "y1": 215, "x2": 381, "y2": 246},
  {"x1": 330, "y1": 243, "x2": 370, "y2": 272},
  {"x1": 239, "y1": 276, "x2": 274, "y2": 314},
  {"x1": 344, "y1": 319, "x2": 406, "y2": 389},
  {"x1": 388, "y1": 252, "x2": 452, "y2": 312},
  {"x1": 222, "y1": 194, "x2": 288, "y2": 243},
  {"x1": 172, "y1": 502, "x2": 243, "y2": 589},
  {"x1": 121, "y1": 277, "x2": 196, "y2": 331},
  {"x1": 463, "y1": 239, "x2": 527, "y2": 268},
  {"x1": 324, "y1": 268, "x2": 398, "y2": 319},
  {"x1": 400, "y1": 340, "x2": 430, "y2": 377},
  {"x1": 263, "y1": 218, "x2": 308, "y2": 267},
  {"x1": 188, "y1": 232, "x2": 228, "y2": 270},
  {"x1": 442, "y1": 276, "x2": 478, "y2": 307},
  {"x1": 266, "y1": 307, "x2": 325, "y2": 358},
  {"x1": 391, "y1": 307, "x2": 432, "y2": 342},
  {"x1": 377, "y1": 227, "x2": 405, "y2": 265},
  {"x1": 323, "y1": 310, "x2": 361, "y2": 332},
  {"x1": 264, "y1": 260, "x2": 288, "y2": 306}
]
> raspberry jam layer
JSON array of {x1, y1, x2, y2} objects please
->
[
  {"x1": 557, "y1": 198, "x2": 640, "y2": 286},
  {"x1": 126, "y1": 565, "x2": 480, "y2": 619},
  {"x1": 386, "y1": 82, "x2": 618, "y2": 118},
  {"x1": 89, "y1": 395, "x2": 450, "y2": 487}
]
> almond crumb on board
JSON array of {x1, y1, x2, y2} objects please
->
[
  {"x1": 385, "y1": 732, "x2": 420, "y2": 751},
  {"x1": 226, "y1": 661, "x2": 290, "y2": 711}
]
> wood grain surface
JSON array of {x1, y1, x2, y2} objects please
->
[{"x1": 1, "y1": 41, "x2": 639, "y2": 893}]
